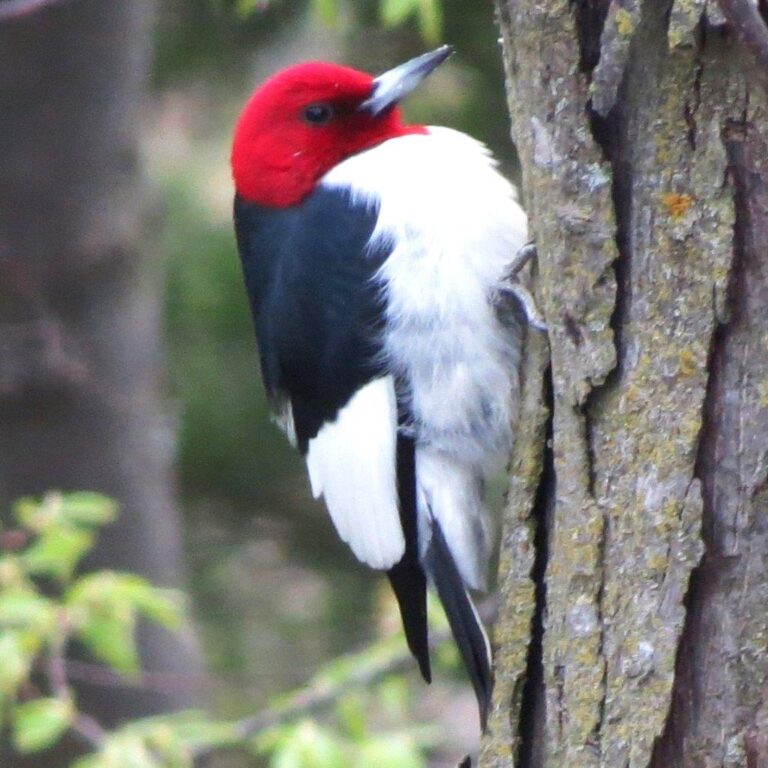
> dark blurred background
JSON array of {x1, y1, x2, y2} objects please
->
[{"x1": 0, "y1": 1, "x2": 515, "y2": 764}]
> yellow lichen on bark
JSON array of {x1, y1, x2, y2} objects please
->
[
  {"x1": 482, "y1": 327, "x2": 549, "y2": 767},
  {"x1": 488, "y1": 0, "x2": 758, "y2": 764}
]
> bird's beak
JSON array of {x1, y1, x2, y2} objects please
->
[{"x1": 359, "y1": 45, "x2": 454, "y2": 116}]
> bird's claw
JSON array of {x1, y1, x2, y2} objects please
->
[
  {"x1": 501, "y1": 242, "x2": 547, "y2": 331},
  {"x1": 504, "y1": 241, "x2": 538, "y2": 280}
]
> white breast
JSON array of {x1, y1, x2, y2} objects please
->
[
  {"x1": 323, "y1": 127, "x2": 527, "y2": 465},
  {"x1": 322, "y1": 128, "x2": 527, "y2": 587}
]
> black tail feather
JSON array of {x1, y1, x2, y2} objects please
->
[
  {"x1": 388, "y1": 559, "x2": 430, "y2": 682},
  {"x1": 388, "y1": 432, "x2": 431, "y2": 683},
  {"x1": 425, "y1": 518, "x2": 492, "y2": 731}
]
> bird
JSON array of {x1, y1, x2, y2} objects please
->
[{"x1": 230, "y1": 45, "x2": 534, "y2": 730}]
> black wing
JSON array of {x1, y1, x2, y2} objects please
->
[
  {"x1": 234, "y1": 186, "x2": 388, "y2": 452},
  {"x1": 234, "y1": 186, "x2": 430, "y2": 679}
]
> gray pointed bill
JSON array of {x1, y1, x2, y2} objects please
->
[{"x1": 360, "y1": 45, "x2": 454, "y2": 116}]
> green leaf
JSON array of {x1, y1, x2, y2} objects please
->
[
  {"x1": 380, "y1": 0, "x2": 444, "y2": 45},
  {"x1": 110, "y1": 574, "x2": 183, "y2": 630},
  {"x1": 13, "y1": 492, "x2": 116, "y2": 534},
  {"x1": 336, "y1": 693, "x2": 367, "y2": 741},
  {"x1": 114, "y1": 710, "x2": 238, "y2": 761},
  {"x1": 0, "y1": 589, "x2": 57, "y2": 634},
  {"x1": 81, "y1": 735, "x2": 165, "y2": 768},
  {"x1": 67, "y1": 572, "x2": 183, "y2": 675},
  {"x1": 149, "y1": 712, "x2": 238, "y2": 752},
  {"x1": 354, "y1": 733, "x2": 424, "y2": 768},
  {"x1": 71, "y1": 756, "x2": 106, "y2": 768},
  {"x1": 78, "y1": 606, "x2": 139, "y2": 675},
  {"x1": 12, "y1": 697, "x2": 73, "y2": 753},
  {"x1": 12, "y1": 495, "x2": 57, "y2": 533},
  {"x1": 142, "y1": 724, "x2": 188, "y2": 767},
  {"x1": 416, "y1": 0, "x2": 442, "y2": 44},
  {"x1": 68, "y1": 572, "x2": 183, "y2": 629},
  {"x1": 0, "y1": 555, "x2": 26, "y2": 588},
  {"x1": 380, "y1": 0, "x2": 419, "y2": 27},
  {"x1": 59, "y1": 492, "x2": 117, "y2": 528},
  {"x1": 312, "y1": 0, "x2": 339, "y2": 25},
  {"x1": 270, "y1": 721, "x2": 346, "y2": 768},
  {"x1": 377, "y1": 676, "x2": 410, "y2": 719},
  {"x1": 68, "y1": 575, "x2": 138, "y2": 673},
  {"x1": 0, "y1": 631, "x2": 36, "y2": 696},
  {"x1": 235, "y1": 0, "x2": 266, "y2": 16},
  {"x1": 22, "y1": 526, "x2": 93, "y2": 581}
]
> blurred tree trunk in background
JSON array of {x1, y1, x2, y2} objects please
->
[
  {"x1": 484, "y1": 0, "x2": 768, "y2": 766},
  {"x1": 0, "y1": 0, "x2": 201, "y2": 763}
]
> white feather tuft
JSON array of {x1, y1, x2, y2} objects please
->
[{"x1": 306, "y1": 377, "x2": 404, "y2": 570}]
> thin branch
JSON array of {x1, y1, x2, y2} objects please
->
[
  {"x1": 0, "y1": 528, "x2": 29, "y2": 551},
  {"x1": 25, "y1": 678, "x2": 107, "y2": 751},
  {"x1": 60, "y1": 658, "x2": 213, "y2": 695},
  {"x1": 190, "y1": 625, "x2": 455, "y2": 763},
  {"x1": 70, "y1": 711, "x2": 108, "y2": 750},
  {"x1": 232, "y1": 640, "x2": 436, "y2": 738},
  {"x1": 44, "y1": 620, "x2": 108, "y2": 749},
  {"x1": 46, "y1": 631, "x2": 69, "y2": 699},
  {"x1": 717, "y1": 0, "x2": 768, "y2": 77},
  {"x1": 0, "y1": 0, "x2": 72, "y2": 21}
]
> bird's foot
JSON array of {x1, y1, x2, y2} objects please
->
[
  {"x1": 504, "y1": 241, "x2": 538, "y2": 280},
  {"x1": 500, "y1": 242, "x2": 547, "y2": 331}
]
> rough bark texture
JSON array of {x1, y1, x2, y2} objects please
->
[
  {"x1": 485, "y1": 0, "x2": 768, "y2": 766},
  {"x1": 0, "y1": 0, "x2": 201, "y2": 759}
]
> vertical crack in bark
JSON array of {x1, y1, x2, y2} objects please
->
[
  {"x1": 573, "y1": 0, "x2": 614, "y2": 73},
  {"x1": 516, "y1": 368, "x2": 553, "y2": 768},
  {"x1": 649, "y1": 113, "x2": 750, "y2": 768},
  {"x1": 579, "y1": 15, "x2": 635, "y2": 754},
  {"x1": 582, "y1": 86, "x2": 633, "y2": 444},
  {"x1": 683, "y1": 42, "x2": 705, "y2": 151},
  {"x1": 648, "y1": 289, "x2": 727, "y2": 767}
]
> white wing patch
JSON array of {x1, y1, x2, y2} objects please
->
[{"x1": 306, "y1": 377, "x2": 404, "y2": 570}]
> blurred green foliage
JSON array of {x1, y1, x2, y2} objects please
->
[
  {"x1": 162, "y1": 173, "x2": 301, "y2": 502},
  {"x1": 0, "y1": 493, "x2": 451, "y2": 767},
  {"x1": 0, "y1": 492, "x2": 209, "y2": 762},
  {"x1": 154, "y1": 0, "x2": 291, "y2": 85}
]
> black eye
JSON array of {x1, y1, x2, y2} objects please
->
[{"x1": 303, "y1": 103, "x2": 334, "y2": 125}]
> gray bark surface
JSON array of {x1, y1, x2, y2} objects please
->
[
  {"x1": 0, "y1": 0, "x2": 201, "y2": 759},
  {"x1": 485, "y1": 0, "x2": 768, "y2": 766}
]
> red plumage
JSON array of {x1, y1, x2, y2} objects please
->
[{"x1": 231, "y1": 61, "x2": 425, "y2": 207}]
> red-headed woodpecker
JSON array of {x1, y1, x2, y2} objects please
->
[{"x1": 231, "y1": 46, "x2": 530, "y2": 729}]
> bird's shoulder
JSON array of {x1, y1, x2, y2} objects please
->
[
  {"x1": 320, "y1": 126, "x2": 528, "y2": 272},
  {"x1": 234, "y1": 187, "x2": 392, "y2": 450}
]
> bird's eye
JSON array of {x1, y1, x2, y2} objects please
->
[{"x1": 303, "y1": 103, "x2": 334, "y2": 125}]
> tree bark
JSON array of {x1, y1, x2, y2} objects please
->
[
  {"x1": 0, "y1": 0, "x2": 201, "y2": 759},
  {"x1": 485, "y1": 1, "x2": 768, "y2": 766}
]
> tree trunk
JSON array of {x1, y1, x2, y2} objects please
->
[
  {"x1": 0, "y1": 0, "x2": 201, "y2": 759},
  {"x1": 484, "y1": 1, "x2": 767, "y2": 766}
]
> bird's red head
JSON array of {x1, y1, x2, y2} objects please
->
[{"x1": 231, "y1": 47, "x2": 453, "y2": 207}]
